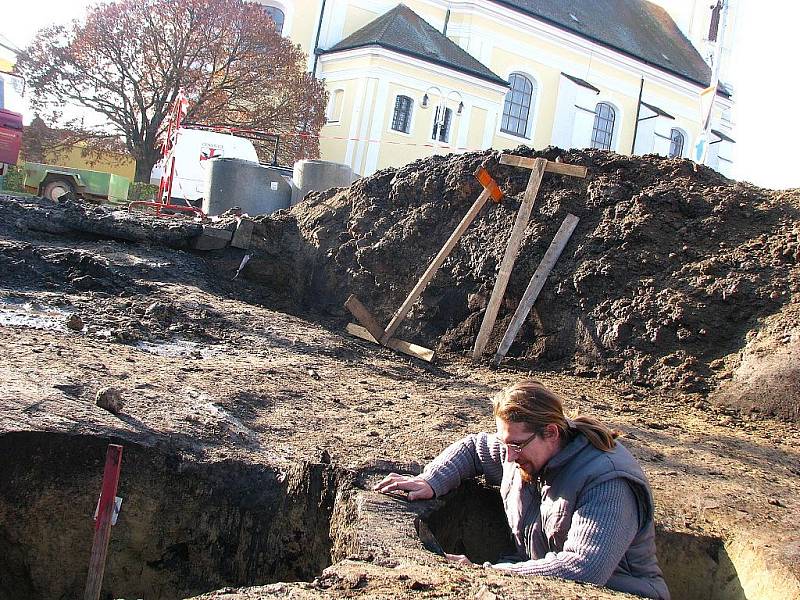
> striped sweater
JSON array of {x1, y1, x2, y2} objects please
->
[{"x1": 420, "y1": 433, "x2": 669, "y2": 599}]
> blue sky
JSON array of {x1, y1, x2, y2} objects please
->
[{"x1": 2, "y1": 0, "x2": 798, "y2": 189}]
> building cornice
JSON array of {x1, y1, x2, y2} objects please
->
[{"x1": 318, "y1": 46, "x2": 510, "y2": 96}]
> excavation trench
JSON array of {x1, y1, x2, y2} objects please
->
[
  {"x1": 425, "y1": 480, "x2": 791, "y2": 600},
  {"x1": 0, "y1": 432, "x2": 348, "y2": 600}
]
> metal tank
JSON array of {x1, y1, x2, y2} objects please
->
[
  {"x1": 291, "y1": 159, "x2": 357, "y2": 206},
  {"x1": 203, "y1": 158, "x2": 291, "y2": 216}
]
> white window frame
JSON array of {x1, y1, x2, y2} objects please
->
[
  {"x1": 668, "y1": 127, "x2": 687, "y2": 158},
  {"x1": 254, "y1": 0, "x2": 293, "y2": 37},
  {"x1": 326, "y1": 88, "x2": 345, "y2": 125},
  {"x1": 591, "y1": 101, "x2": 617, "y2": 150},
  {"x1": 431, "y1": 105, "x2": 453, "y2": 143},
  {"x1": 496, "y1": 70, "x2": 540, "y2": 142}
]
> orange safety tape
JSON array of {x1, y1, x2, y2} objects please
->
[
  {"x1": 475, "y1": 167, "x2": 504, "y2": 203},
  {"x1": 178, "y1": 125, "x2": 488, "y2": 152}
]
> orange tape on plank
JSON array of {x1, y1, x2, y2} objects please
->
[{"x1": 474, "y1": 168, "x2": 504, "y2": 203}]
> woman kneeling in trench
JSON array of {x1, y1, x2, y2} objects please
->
[{"x1": 375, "y1": 379, "x2": 670, "y2": 600}]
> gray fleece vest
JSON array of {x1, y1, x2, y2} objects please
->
[{"x1": 500, "y1": 434, "x2": 670, "y2": 600}]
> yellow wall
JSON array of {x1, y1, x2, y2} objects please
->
[
  {"x1": 43, "y1": 144, "x2": 136, "y2": 180},
  {"x1": 297, "y1": 1, "x2": 733, "y2": 174},
  {"x1": 319, "y1": 50, "x2": 507, "y2": 175},
  {"x1": 319, "y1": 77, "x2": 361, "y2": 166},
  {"x1": 285, "y1": 0, "x2": 320, "y2": 55}
]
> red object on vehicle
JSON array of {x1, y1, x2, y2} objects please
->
[
  {"x1": 0, "y1": 108, "x2": 23, "y2": 166},
  {"x1": 158, "y1": 91, "x2": 189, "y2": 204},
  {"x1": 128, "y1": 91, "x2": 205, "y2": 218}
]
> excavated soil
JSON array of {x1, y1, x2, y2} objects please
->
[
  {"x1": 1, "y1": 146, "x2": 799, "y2": 600},
  {"x1": 244, "y1": 147, "x2": 799, "y2": 414},
  {"x1": 0, "y1": 432, "x2": 341, "y2": 599}
]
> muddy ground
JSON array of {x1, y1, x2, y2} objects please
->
[{"x1": 1, "y1": 147, "x2": 799, "y2": 600}]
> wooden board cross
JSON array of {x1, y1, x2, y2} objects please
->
[{"x1": 472, "y1": 155, "x2": 587, "y2": 360}]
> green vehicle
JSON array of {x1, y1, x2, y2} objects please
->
[{"x1": 22, "y1": 162, "x2": 131, "y2": 204}]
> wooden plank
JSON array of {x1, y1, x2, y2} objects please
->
[
  {"x1": 499, "y1": 154, "x2": 588, "y2": 178},
  {"x1": 347, "y1": 322, "x2": 379, "y2": 342},
  {"x1": 344, "y1": 295, "x2": 386, "y2": 342},
  {"x1": 381, "y1": 188, "x2": 492, "y2": 344},
  {"x1": 491, "y1": 214, "x2": 580, "y2": 366},
  {"x1": 544, "y1": 162, "x2": 588, "y2": 178},
  {"x1": 472, "y1": 158, "x2": 547, "y2": 360},
  {"x1": 84, "y1": 444, "x2": 123, "y2": 600},
  {"x1": 347, "y1": 323, "x2": 435, "y2": 362}
]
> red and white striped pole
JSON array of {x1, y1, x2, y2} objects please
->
[{"x1": 84, "y1": 444, "x2": 123, "y2": 600}]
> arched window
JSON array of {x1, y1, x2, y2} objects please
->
[
  {"x1": 263, "y1": 6, "x2": 285, "y2": 34},
  {"x1": 669, "y1": 128, "x2": 685, "y2": 158},
  {"x1": 501, "y1": 73, "x2": 534, "y2": 137},
  {"x1": 391, "y1": 95, "x2": 413, "y2": 133},
  {"x1": 591, "y1": 102, "x2": 616, "y2": 150}
]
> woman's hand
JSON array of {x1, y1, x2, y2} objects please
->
[{"x1": 373, "y1": 472, "x2": 434, "y2": 500}]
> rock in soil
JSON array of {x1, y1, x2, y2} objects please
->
[
  {"x1": 95, "y1": 386, "x2": 124, "y2": 414},
  {"x1": 65, "y1": 313, "x2": 83, "y2": 331}
]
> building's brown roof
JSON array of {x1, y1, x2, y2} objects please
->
[
  {"x1": 493, "y1": 0, "x2": 723, "y2": 92},
  {"x1": 320, "y1": 4, "x2": 508, "y2": 86}
]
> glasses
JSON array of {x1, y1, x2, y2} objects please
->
[{"x1": 504, "y1": 430, "x2": 539, "y2": 454}]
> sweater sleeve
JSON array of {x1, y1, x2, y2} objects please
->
[
  {"x1": 491, "y1": 478, "x2": 639, "y2": 585},
  {"x1": 419, "y1": 432, "x2": 504, "y2": 497}
]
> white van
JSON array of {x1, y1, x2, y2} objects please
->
[{"x1": 150, "y1": 128, "x2": 259, "y2": 204}]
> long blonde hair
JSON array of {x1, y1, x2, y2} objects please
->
[{"x1": 492, "y1": 379, "x2": 618, "y2": 451}]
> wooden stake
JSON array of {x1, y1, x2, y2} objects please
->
[
  {"x1": 472, "y1": 155, "x2": 588, "y2": 361},
  {"x1": 381, "y1": 172, "x2": 496, "y2": 344},
  {"x1": 381, "y1": 189, "x2": 491, "y2": 344},
  {"x1": 344, "y1": 295, "x2": 386, "y2": 342},
  {"x1": 347, "y1": 323, "x2": 435, "y2": 362},
  {"x1": 491, "y1": 214, "x2": 580, "y2": 366},
  {"x1": 84, "y1": 444, "x2": 123, "y2": 600},
  {"x1": 472, "y1": 158, "x2": 547, "y2": 359}
]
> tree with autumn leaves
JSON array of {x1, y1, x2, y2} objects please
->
[{"x1": 18, "y1": 0, "x2": 327, "y2": 181}]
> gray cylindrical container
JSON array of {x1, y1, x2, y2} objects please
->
[
  {"x1": 204, "y1": 158, "x2": 291, "y2": 217},
  {"x1": 291, "y1": 159, "x2": 357, "y2": 206}
]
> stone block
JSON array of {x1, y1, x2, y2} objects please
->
[
  {"x1": 191, "y1": 226, "x2": 233, "y2": 251},
  {"x1": 231, "y1": 218, "x2": 254, "y2": 249}
]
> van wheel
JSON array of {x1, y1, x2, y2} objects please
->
[{"x1": 42, "y1": 179, "x2": 76, "y2": 202}]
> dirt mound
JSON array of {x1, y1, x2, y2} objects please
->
[
  {"x1": 0, "y1": 194, "x2": 202, "y2": 247},
  {"x1": 710, "y1": 300, "x2": 800, "y2": 421},
  {"x1": 245, "y1": 147, "x2": 800, "y2": 397}
]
